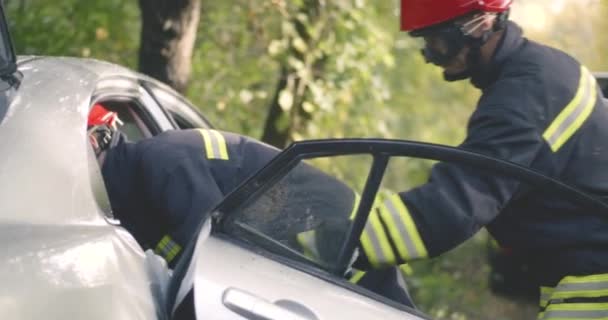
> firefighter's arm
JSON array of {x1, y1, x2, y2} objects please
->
[
  {"x1": 141, "y1": 132, "x2": 228, "y2": 266},
  {"x1": 356, "y1": 104, "x2": 545, "y2": 269},
  {"x1": 147, "y1": 162, "x2": 224, "y2": 266}
]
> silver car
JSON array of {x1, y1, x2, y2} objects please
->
[{"x1": 3, "y1": 5, "x2": 608, "y2": 319}]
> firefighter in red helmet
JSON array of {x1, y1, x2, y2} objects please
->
[
  {"x1": 352, "y1": 1, "x2": 608, "y2": 318},
  {"x1": 402, "y1": 0, "x2": 512, "y2": 82}
]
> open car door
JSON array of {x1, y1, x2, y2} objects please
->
[{"x1": 167, "y1": 139, "x2": 608, "y2": 320}]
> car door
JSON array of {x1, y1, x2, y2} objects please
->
[{"x1": 169, "y1": 139, "x2": 608, "y2": 320}]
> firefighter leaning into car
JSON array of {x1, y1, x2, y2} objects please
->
[
  {"x1": 87, "y1": 104, "x2": 414, "y2": 306},
  {"x1": 345, "y1": 1, "x2": 608, "y2": 318}
]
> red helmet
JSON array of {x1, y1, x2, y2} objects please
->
[
  {"x1": 88, "y1": 103, "x2": 120, "y2": 128},
  {"x1": 401, "y1": 0, "x2": 513, "y2": 32},
  {"x1": 87, "y1": 104, "x2": 123, "y2": 155}
]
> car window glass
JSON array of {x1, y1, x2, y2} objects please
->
[
  {"x1": 224, "y1": 155, "x2": 372, "y2": 270},
  {"x1": 222, "y1": 147, "x2": 607, "y2": 280}
]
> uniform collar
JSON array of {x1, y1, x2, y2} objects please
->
[{"x1": 471, "y1": 21, "x2": 525, "y2": 89}]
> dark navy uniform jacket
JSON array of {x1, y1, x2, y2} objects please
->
[
  {"x1": 102, "y1": 129, "x2": 280, "y2": 264},
  {"x1": 360, "y1": 21, "x2": 608, "y2": 286}
]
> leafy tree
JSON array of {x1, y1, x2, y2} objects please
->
[{"x1": 6, "y1": 0, "x2": 140, "y2": 67}]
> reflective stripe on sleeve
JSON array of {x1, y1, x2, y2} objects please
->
[
  {"x1": 550, "y1": 274, "x2": 608, "y2": 300},
  {"x1": 541, "y1": 303, "x2": 608, "y2": 319},
  {"x1": 296, "y1": 230, "x2": 320, "y2": 260},
  {"x1": 197, "y1": 129, "x2": 230, "y2": 160},
  {"x1": 360, "y1": 206, "x2": 397, "y2": 268},
  {"x1": 538, "y1": 274, "x2": 608, "y2": 319},
  {"x1": 543, "y1": 66, "x2": 598, "y2": 152},
  {"x1": 540, "y1": 286, "x2": 554, "y2": 308},
  {"x1": 349, "y1": 269, "x2": 366, "y2": 284},
  {"x1": 377, "y1": 191, "x2": 428, "y2": 260},
  {"x1": 399, "y1": 264, "x2": 413, "y2": 277},
  {"x1": 154, "y1": 235, "x2": 182, "y2": 263},
  {"x1": 349, "y1": 192, "x2": 361, "y2": 221}
]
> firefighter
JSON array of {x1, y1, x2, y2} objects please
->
[
  {"x1": 91, "y1": 111, "x2": 280, "y2": 266},
  {"x1": 88, "y1": 104, "x2": 414, "y2": 306},
  {"x1": 356, "y1": 1, "x2": 608, "y2": 318}
]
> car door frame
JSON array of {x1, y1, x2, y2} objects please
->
[
  {"x1": 215, "y1": 139, "x2": 608, "y2": 273},
  {"x1": 140, "y1": 79, "x2": 213, "y2": 130},
  {"x1": 167, "y1": 138, "x2": 608, "y2": 317},
  {"x1": 91, "y1": 75, "x2": 176, "y2": 135}
]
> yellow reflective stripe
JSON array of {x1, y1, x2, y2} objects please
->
[
  {"x1": 296, "y1": 230, "x2": 319, "y2": 260},
  {"x1": 360, "y1": 208, "x2": 396, "y2": 268},
  {"x1": 349, "y1": 270, "x2": 366, "y2": 284},
  {"x1": 197, "y1": 129, "x2": 229, "y2": 160},
  {"x1": 360, "y1": 231, "x2": 379, "y2": 267},
  {"x1": 376, "y1": 194, "x2": 411, "y2": 260},
  {"x1": 540, "y1": 286, "x2": 555, "y2": 308},
  {"x1": 165, "y1": 243, "x2": 182, "y2": 263},
  {"x1": 543, "y1": 66, "x2": 598, "y2": 152},
  {"x1": 382, "y1": 192, "x2": 428, "y2": 259},
  {"x1": 369, "y1": 209, "x2": 397, "y2": 264},
  {"x1": 543, "y1": 67, "x2": 587, "y2": 140},
  {"x1": 550, "y1": 274, "x2": 608, "y2": 300},
  {"x1": 154, "y1": 235, "x2": 182, "y2": 263},
  {"x1": 561, "y1": 274, "x2": 608, "y2": 284},
  {"x1": 349, "y1": 193, "x2": 361, "y2": 221},
  {"x1": 399, "y1": 264, "x2": 413, "y2": 276},
  {"x1": 552, "y1": 288, "x2": 608, "y2": 300},
  {"x1": 546, "y1": 303, "x2": 608, "y2": 311},
  {"x1": 198, "y1": 129, "x2": 215, "y2": 158},
  {"x1": 551, "y1": 73, "x2": 597, "y2": 152},
  {"x1": 542, "y1": 303, "x2": 608, "y2": 320},
  {"x1": 209, "y1": 129, "x2": 229, "y2": 160},
  {"x1": 154, "y1": 235, "x2": 170, "y2": 254}
]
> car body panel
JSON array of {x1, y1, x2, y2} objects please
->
[
  {"x1": 183, "y1": 223, "x2": 426, "y2": 320},
  {"x1": 0, "y1": 57, "x2": 171, "y2": 319},
  {"x1": 0, "y1": 226, "x2": 161, "y2": 319}
]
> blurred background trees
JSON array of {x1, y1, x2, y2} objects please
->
[{"x1": 4, "y1": 0, "x2": 607, "y2": 319}]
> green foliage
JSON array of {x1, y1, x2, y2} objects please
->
[{"x1": 6, "y1": 0, "x2": 140, "y2": 67}]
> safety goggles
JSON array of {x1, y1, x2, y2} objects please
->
[{"x1": 409, "y1": 13, "x2": 492, "y2": 66}]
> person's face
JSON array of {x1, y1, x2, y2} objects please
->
[
  {"x1": 418, "y1": 13, "x2": 495, "y2": 76},
  {"x1": 422, "y1": 34, "x2": 470, "y2": 75}
]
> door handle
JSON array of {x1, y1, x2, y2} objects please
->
[{"x1": 222, "y1": 288, "x2": 317, "y2": 320}]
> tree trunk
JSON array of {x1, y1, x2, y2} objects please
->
[
  {"x1": 261, "y1": 0, "x2": 323, "y2": 148},
  {"x1": 261, "y1": 66, "x2": 291, "y2": 148},
  {"x1": 138, "y1": 0, "x2": 200, "y2": 94}
]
